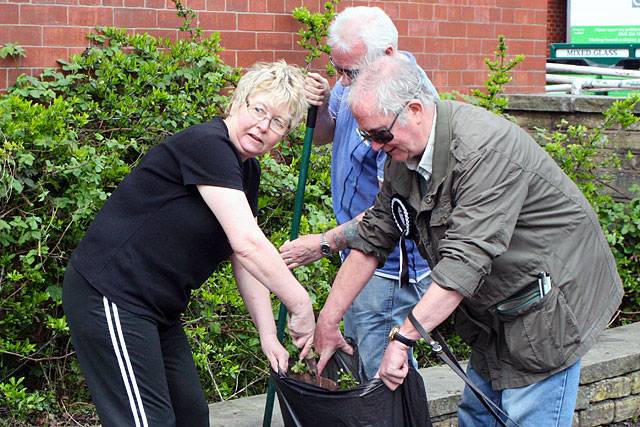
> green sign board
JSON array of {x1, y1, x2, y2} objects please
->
[{"x1": 569, "y1": 0, "x2": 640, "y2": 43}]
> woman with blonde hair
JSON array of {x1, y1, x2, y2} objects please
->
[{"x1": 63, "y1": 61, "x2": 314, "y2": 427}]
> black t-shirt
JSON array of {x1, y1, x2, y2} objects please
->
[{"x1": 71, "y1": 117, "x2": 260, "y2": 322}]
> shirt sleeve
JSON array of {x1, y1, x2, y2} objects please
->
[
  {"x1": 376, "y1": 151, "x2": 387, "y2": 182},
  {"x1": 243, "y1": 158, "x2": 261, "y2": 217},
  {"x1": 171, "y1": 125, "x2": 245, "y2": 191},
  {"x1": 431, "y1": 148, "x2": 529, "y2": 298},
  {"x1": 348, "y1": 163, "x2": 402, "y2": 266},
  {"x1": 328, "y1": 82, "x2": 345, "y2": 120}
]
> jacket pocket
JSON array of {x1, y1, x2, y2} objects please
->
[{"x1": 499, "y1": 286, "x2": 581, "y2": 373}]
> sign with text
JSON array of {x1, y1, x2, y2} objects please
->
[{"x1": 569, "y1": 0, "x2": 640, "y2": 43}]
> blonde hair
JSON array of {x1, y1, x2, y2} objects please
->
[{"x1": 227, "y1": 60, "x2": 308, "y2": 129}]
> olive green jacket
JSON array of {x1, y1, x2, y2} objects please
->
[{"x1": 351, "y1": 100, "x2": 623, "y2": 389}]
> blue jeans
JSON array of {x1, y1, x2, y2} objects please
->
[
  {"x1": 458, "y1": 359, "x2": 581, "y2": 427},
  {"x1": 343, "y1": 274, "x2": 431, "y2": 380}
]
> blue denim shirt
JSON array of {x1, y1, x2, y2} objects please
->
[{"x1": 328, "y1": 51, "x2": 437, "y2": 283}]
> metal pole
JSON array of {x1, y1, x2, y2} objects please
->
[{"x1": 262, "y1": 105, "x2": 318, "y2": 426}]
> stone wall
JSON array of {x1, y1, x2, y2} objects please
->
[
  {"x1": 504, "y1": 94, "x2": 640, "y2": 197},
  {"x1": 424, "y1": 322, "x2": 640, "y2": 427}
]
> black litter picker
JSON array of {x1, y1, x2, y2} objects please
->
[{"x1": 271, "y1": 339, "x2": 432, "y2": 427}]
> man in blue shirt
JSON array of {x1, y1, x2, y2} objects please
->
[{"x1": 280, "y1": 6, "x2": 439, "y2": 379}]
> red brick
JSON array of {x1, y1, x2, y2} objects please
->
[
  {"x1": 0, "y1": 4, "x2": 18, "y2": 23},
  {"x1": 78, "y1": 0, "x2": 101, "y2": 5},
  {"x1": 124, "y1": 0, "x2": 145, "y2": 7},
  {"x1": 440, "y1": 54, "x2": 467, "y2": 70},
  {"x1": 0, "y1": 25, "x2": 43, "y2": 45},
  {"x1": 186, "y1": 0, "x2": 206, "y2": 10},
  {"x1": 489, "y1": 7, "x2": 501, "y2": 22},
  {"x1": 219, "y1": 30, "x2": 255, "y2": 49},
  {"x1": 447, "y1": 71, "x2": 462, "y2": 86},
  {"x1": 505, "y1": 39, "x2": 536, "y2": 56},
  {"x1": 499, "y1": 24, "x2": 522, "y2": 39},
  {"x1": 69, "y1": 7, "x2": 114, "y2": 26},
  {"x1": 236, "y1": 49, "x2": 274, "y2": 66},
  {"x1": 467, "y1": 22, "x2": 495, "y2": 38},
  {"x1": 439, "y1": 22, "x2": 465, "y2": 37},
  {"x1": 199, "y1": 11, "x2": 237, "y2": 30},
  {"x1": 0, "y1": 68, "x2": 7, "y2": 93},
  {"x1": 102, "y1": 0, "x2": 123, "y2": 7},
  {"x1": 370, "y1": 1, "x2": 398, "y2": 19},
  {"x1": 398, "y1": 36, "x2": 424, "y2": 53},
  {"x1": 157, "y1": 10, "x2": 182, "y2": 28},
  {"x1": 206, "y1": 0, "x2": 225, "y2": 10},
  {"x1": 238, "y1": 13, "x2": 273, "y2": 31},
  {"x1": 273, "y1": 14, "x2": 297, "y2": 32},
  {"x1": 44, "y1": 26, "x2": 91, "y2": 46},
  {"x1": 54, "y1": 0, "x2": 77, "y2": 5},
  {"x1": 226, "y1": 0, "x2": 248, "y2": 11},
  {"x1": 424, "y1": 37, "x2": 454, "y2": 54},
  {"x1": 219, "y1": 49, "x2": 235, "y2": 66},
  {"x1": 398, "y1": 3, "x2": 419, "y2": 20},
  {"x1": 418, "y1": 4, "x2": 433, "y2": 20},
  {"x1": 495, "y1": 0, "x2": 520, "y2": 7},
  {"x1": 453, "y1": 37, "x2": 482, "y2": 53},
  {"x1": 300, "y1": 0, "x2": 320, "y2": 11},
  {"x1": 473, "y1": 6, "x2": 490, "y2": 22},
  {"x1": 446, "y1": 6, "x2": 464, "y2": 21},
  {"x1": 501, "y1": 8, "x2": 514, "y2": 22},
  {"x1": 394, "y1": 18, "x2": 408, "y2": 36},
  {"x1": 408, "y1": 20, "x2": 437, "y2": 37},
  {"x1": 115, "y1": 8, "x2": 158, "y2": 28},
  {"x1": 266, "y1": 0, "x2": 284, "y2": 13},
  {"x1": 521, "y1": 24, "x2": 545, "y2": 40},
  {"x1": 414, "y1": 53, "x2": 439, "y2": 72},
  {"x1": 275, "y1": 50, "x2": 307, "y2": 67},
  {"x1": 20, "y1": 5, "x2": 68, "y2": 25},
  {"x1": 20, "y1": 46, "x2": 67, "y2": 67},
  {"x1": 248, "y1": 0, "x2": 266, "y2": 12},
  {"x1": 434, "y1": 4, "x2": 447, "y2": 20},
  {"x1": 146, "y1": 0, "x2": 165, "y2": 7},
  {"x1": 256, "y1": 32, "x2": 292, "y2": 50}
]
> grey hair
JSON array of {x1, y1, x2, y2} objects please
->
[
  {"x1": 227, "y1": 60, "x2": 308, "y2": 129},
  {"x1": 328, "y1": 7, "x2": 398, "y2": 62},
  {"x1": 347, "y1": 55, "x2": 434, "y2": 124}
]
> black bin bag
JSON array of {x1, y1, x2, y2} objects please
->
[{"x1": 271, "y1": 341, "x2": 432, "y2": 427}]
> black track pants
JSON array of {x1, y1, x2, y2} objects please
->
[{"x1": 63, "y1": 265, "x2": 209, "y2": 427}]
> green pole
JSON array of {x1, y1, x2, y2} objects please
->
[{"x1": 262, "y1": 106, "x2": 318, "y2": 426}]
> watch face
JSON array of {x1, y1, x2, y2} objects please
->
[{"x1": 321, "y1": 243, "x2": 331, "y2": 255}]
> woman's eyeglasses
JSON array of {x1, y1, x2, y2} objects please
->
[
  {"x1": 245, "y1": 100, "x2": 289, "y2": 135},
  {"x1": 329, "y1": 57, "x2": 359, "y2": 81}
]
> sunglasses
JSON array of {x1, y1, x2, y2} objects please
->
[
  {"x1": 358, "y1": 106, "x2": 405, "y2": 144},
  {"x1": 329, "y1": 57, "x2": 359, "y2": 81}
]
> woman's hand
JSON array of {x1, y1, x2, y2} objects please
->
[
  {"x1": 279, "y1": 234, "x2": 323, "y2": 269},
  {"x1": 261, "y1": 334, "x2": 290, "y2": 373}
]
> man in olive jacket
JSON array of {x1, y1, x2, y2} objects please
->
[{"x1": 311, "y1": 55, "x2": 623, "y2": 426}]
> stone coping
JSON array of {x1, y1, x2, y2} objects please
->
[
  {"x1": 209, "y1": 322, "x2": 640, "y2": 426},
  {"x1": 505, "y1": 94, "x2": 640, "y2": 114}
]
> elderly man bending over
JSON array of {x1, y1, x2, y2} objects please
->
[{"x1": 311, "y1": 55, "x2": 623, "y2": 427}]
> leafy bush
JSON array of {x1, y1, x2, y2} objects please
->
[{"x1": 0, "y1": 22, "x2": 338, "y2": 424}]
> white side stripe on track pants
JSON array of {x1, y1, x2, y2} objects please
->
[{"x1": 103, "y1": 297, "x2": 149, "y2": 427}]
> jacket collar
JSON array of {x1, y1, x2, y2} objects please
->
[{"x1": 430, "y1": 100, "x2": 452, "y2": 190}]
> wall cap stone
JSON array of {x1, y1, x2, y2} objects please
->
[{"x1": 505, "y1": 94, "x2": 640, "y2": 114}]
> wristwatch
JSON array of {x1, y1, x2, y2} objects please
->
[
  {"x1": 320, "y1": 232, "x2": 331, "y2": 257},
  {"x1": 388, "y1": 325, "x2": 416, "y2": 347}
]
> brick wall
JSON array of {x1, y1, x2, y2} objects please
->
[
  {"x1": 0, "y1": 0, "x2": 549, "y2": 94},
  {"x1": 546, "y1": 0, "x2": 566, "y2": 56}
]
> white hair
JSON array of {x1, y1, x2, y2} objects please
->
[
  {"x1": 347, "y1": 55, "x2": 434, "y2": 123},
  {"x1": 328, "y1": 7, "x2": 398, "y2": 62}
]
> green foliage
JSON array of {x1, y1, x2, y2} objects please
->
[
  {"x1": 336, "y1": 368, "x2": 359, "y2": 390},
  {"x1": 292, "y1": 0, "x2": 339, "y2": 72},
  {"x1": 0, "y1": 43, "x2": 26, "y2": 60},
  {"x1": 0, "y1": 377, "x2": 52, "y2": 420},
  {"x1": 537, "y1": 94, "x2": 640, "y2": 313}
]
